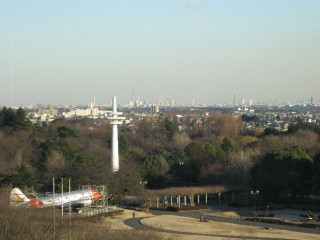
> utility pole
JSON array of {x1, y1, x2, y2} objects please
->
[
  {"x1": 53, "y1": 177, "x2": 56, "y2": 240},
  {"x1": 61, "y1": 178, "x2": 64, "y2": 238},
  {"x1": 251, "y1": 190, "x2": 259, "y2": 226},
  {"x1": 69, "y1": 178, "x2": 72, "y2": 240}
]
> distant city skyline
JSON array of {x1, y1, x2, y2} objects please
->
[
  {"x1": 1, "y1": 94, "x2": 318, "y2": 108},
  {"x1": 1, "y1": 1, "x2": 320, "y2": 106}
]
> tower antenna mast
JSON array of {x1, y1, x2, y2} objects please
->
[{"x1": 107, "y1": 96, "x2": 125, "y2": 172}]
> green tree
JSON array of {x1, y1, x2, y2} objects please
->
[
  {"x1": 242, "y1": 114, "x2": 260, "y2": 123},
  {"x1": 204, "y1": 143, "x2": 224, "y2": 163},
  {"x1": 143, "y1": 154, "x2": 169, "y2": 188},
  {"x1": 288, "y1": 122, "x2": 320, "y2": 134},
  {"x1": 57, "y1": 126, "x2": 78, "y2": 138},
  {"x1": 119, "y1": 134, "x2": 129, "y2": 153},
  {"x1": 0, "y1": 107, "x2": 15, "y2": 127},
  {"x1": 0, "y1": 165, "x2": 39, "y2": 190},
  {"x1": 184, "y1": 142, "x2": 202, "y2": 160},
  {"x1": 313, "y1": 153, "x2": 320, "y2": 194},
  {"x1": 220, "y1": 137, "x2": 234, "y2": 153},
  {"x1": 70, "y1": 151, "x2": 99, "y2": 185},
  {"x1": 14, "y1": 108, "x2": 32, "y2": 130},
  {"x1": 0, "y1": 107, "x2": 32, "y2": 130},
  {"x1": 164, "y1": 118, "x2": 178, "y2": 140},
  {"x1": 184, "y1": 142, "x2": 224, "y2": 183},
  {"x1": 36, "y1": 138, "x2": 76, "y2": 166},
  {"x1": 263, "y1": 127, "x2": 281, "y2": 136},
  {"x1": 251, "y1": 146, "x2": 313, "y2": 199},
  {"x1": 184, "y1": 142, "x2": 205, "y2": 180}
]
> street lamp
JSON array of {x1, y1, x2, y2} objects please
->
[
  {"x1": 140, "y1": 181, "x2": 148, "y2": 211},
  {"x1": 250, "y1": 190, "x2": 259, "y2": 226},
  {"x1": 139, "y1": 181, "x2": 148, "y2": 195},
  {"x1": 140, "y1": 181, "x2": 148, "y2": 187}
]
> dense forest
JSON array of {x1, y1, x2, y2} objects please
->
[{"x1": 1, "y1": 107, "x2": 320, "y2": 202}]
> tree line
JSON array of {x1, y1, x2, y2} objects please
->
[
  {"x1": 0, "y1": 108, "x2": 320, "y2": 202},
  {"x1": 0, "y1": 107, "x2": 32, "y2": 130}
]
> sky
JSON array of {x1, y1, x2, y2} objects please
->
[{"x1": 1, "y1": 0, "x2": 320, "y2": 106}]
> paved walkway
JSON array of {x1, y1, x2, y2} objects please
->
[
  {"x1": 124, "y1": 217, "x2": 285, "y2": 240},
  {"x1": 150, "y1": 209, "x2": 320, "y2": 235},
  {"x1": 123, "y1": 210, "x2": 320, "y2": 240}
]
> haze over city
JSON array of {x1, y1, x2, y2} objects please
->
[{"x1": 1, "y1": 0, "x2": 320, "y2": 106}]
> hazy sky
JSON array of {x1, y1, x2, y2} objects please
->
[{"x1": 1, "y1": 0, "x2": 320, "y2": 106}]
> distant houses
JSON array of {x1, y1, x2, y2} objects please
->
[{"x1": 23, "y1": 103, "x2": 320, "y2": 133}]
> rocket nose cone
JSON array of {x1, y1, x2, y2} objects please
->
[
  {"x1": 30, "y1": 199, "x2": 44, "y2": 207},
  {"x1": 92, "y1": 192, "x2": 102, "y2": 201}
]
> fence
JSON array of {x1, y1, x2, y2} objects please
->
[{"x1": 79, "y1": 206, "x2": 117, "y2": 217}]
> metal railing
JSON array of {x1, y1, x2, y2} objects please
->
[{"x1": 79, "y1": 206, "x2": 117, "y2": 217}]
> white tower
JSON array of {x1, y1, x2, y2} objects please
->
[{"x1": 108, "y1": 96, "x2": 125, "y2": 172}]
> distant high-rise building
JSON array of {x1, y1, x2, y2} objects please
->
[
  {"x1": 151, "y1": 105, "x2": 160, "y2": 113},
  {"x1": 249, "y1": 99, "x2": 254, "y2": 106},
  {"x1": 311, "y1": 97, "x2": 315, "y2": 105},
  {"x1": 241, "y1": 98, "x2": 245, "y2": 106},
  {"x1": 39, "y1": 106, "x2": 58, "y2": 116},
  {"x1": 128, "y1": 100, "x2": 134, "y2": 107},
  {"x1": 158, "y1": 95, "x2": 163, "y2": 106}
]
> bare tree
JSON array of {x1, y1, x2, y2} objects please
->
[
  {"x1": 283, "y1": 130, "x2": 320, "y2": 158},
  {"x1": 224, "y1": 148, "x2": 261, "y2": 186},
  {"x1": 172, "y1": 132, "x2": 192, "y2": 150},
  {"x1": 44, "y1": 150, "x2": 67, "y2": 178}
]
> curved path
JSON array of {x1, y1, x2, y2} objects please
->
[
  {"x1": 153, "y1": 210, "x2": 320, "y2": 234},
  {"x1": 123, "y1": 210, "x2": 320, "y2": 240},
  {"x1": 124, "y1": 217, "x2": 284, "y2": 240},
  {"x1": 181, "y1": 211, "x2": 320, "y2": 235}
]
